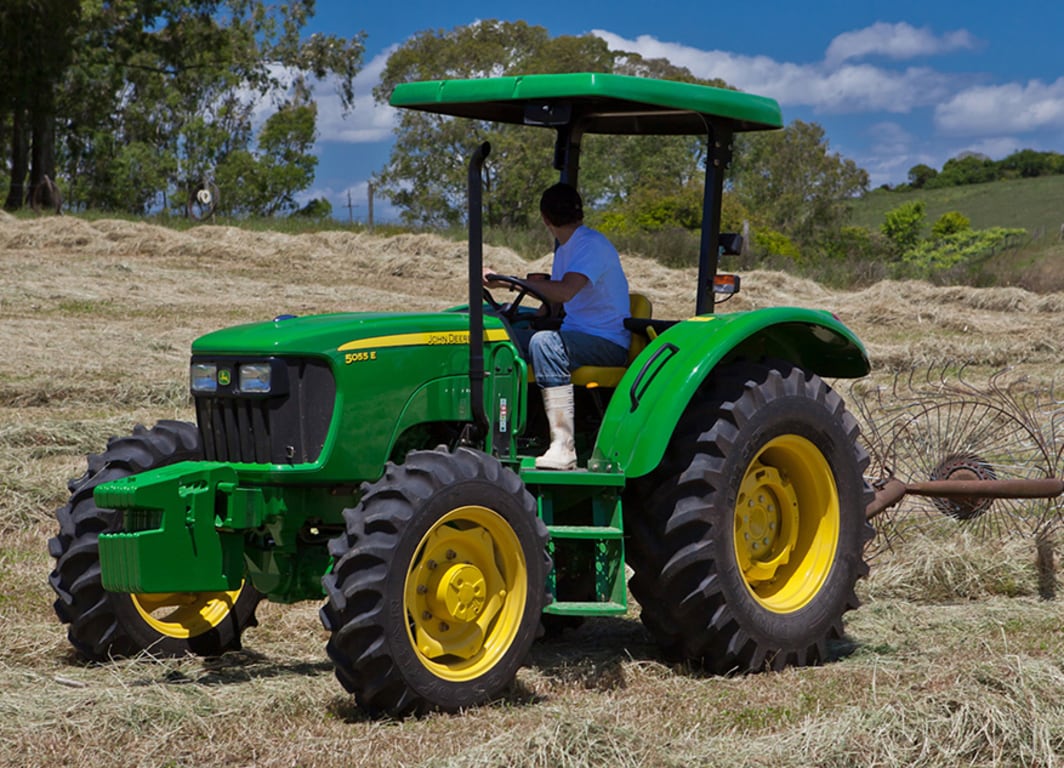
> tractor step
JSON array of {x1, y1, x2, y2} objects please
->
[
  {"x1": 543, "y1": 600, "x2": 627, "y2": 616},
  {"x1": 518, "y1": 462, "x2": 626, "y2": 487},
  {"x1": 520, "y1": 460, "x2": 627, "y2": 615},
  {"x1": 544, "y1": 524, "x2": 623, "y2": 539}
]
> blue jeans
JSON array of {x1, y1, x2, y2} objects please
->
[{"x1": 513, "y1": 329, "x2": 628, "y2": 388}]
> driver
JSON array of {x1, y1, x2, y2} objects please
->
[{"x1": 484, "y1": 183, "x2": 630, "y2": 470}]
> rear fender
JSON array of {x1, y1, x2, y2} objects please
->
[{"x1": 590, "y1": 307, "x2": 869, "y2": 478}]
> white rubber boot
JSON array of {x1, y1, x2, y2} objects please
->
[{"x1": 535, "y1": 385, "x2": 577, "y2": 470}]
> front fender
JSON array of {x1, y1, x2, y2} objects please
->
[{"x1": 590, "y1": 307, "x2": 869, "y2": 478}]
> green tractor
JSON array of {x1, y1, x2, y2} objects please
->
[{"x1": 49, "y1": 73, "x2": 874, "y2": 715}]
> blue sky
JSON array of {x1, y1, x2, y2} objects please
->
[{"x1": 299, "y1": 1, "x2": 1064, "y2": 222}]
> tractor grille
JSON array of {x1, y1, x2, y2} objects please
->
[{"x1": 193, "y1": 357, "x2": 335, "y2": 464}]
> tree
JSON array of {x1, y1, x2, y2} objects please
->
[
  {"x1": 373, "y1": 21, "x2": 603, "y2": 227},
  {"x1": 998, "y1": 149, "x2": 1064, "y2": 179},
  {"x1": 293, "y1": 197, "x2": 332, "y2": 219},
  {"x1": 931, "y1": 210, "x2": 971, "y2": 239},
  {"x1": 217, "y1": 86, "x2": 319, "y2": 216},
  {"x1": 907, "y1": 163, "x2": 938, "y2": 189},
  {"x1": 0, "y1": 0, "x2": 81, "y2": 210},
  {"x1": 926, "y1": 152, "x2": 997, "y2": 189},
  {"x1": 731, "y1": 120, "x2": 869, "y2": 246},
  {"x1": 373, "y1": 20, "x2": 720, "y2": 228},
  {"x1": 881, "y1": 200, "x2": 926, "y2": 256},
  {"x1": 6, "y1": 0, "x2": 364, "y2": 214}
]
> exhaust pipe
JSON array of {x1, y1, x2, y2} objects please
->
[{"x1": 467, "y1": 142, "x2": 492, "y2": 438}]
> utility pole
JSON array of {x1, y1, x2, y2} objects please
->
[
  {"x1": 346, "y1": 190, "x2": 354, "y2": 225},
  {"x1": 367, "y1": 183, "x2": 374, "y2": 230}
]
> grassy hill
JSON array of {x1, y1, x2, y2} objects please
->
[
  {"x1": 848, "y1": 175, "x2": 1064, "y2": 238},
  {"x1": 845, "y1": 175, "x2": 1064, "y2": 291}
]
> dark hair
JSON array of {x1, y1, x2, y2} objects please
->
[{"x1": 539, "y1": 183, "x2": 583, "y2": 227}]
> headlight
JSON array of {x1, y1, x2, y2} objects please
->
[
  {"x1": 239, "y1": 362, "x2": 272, "y2": 394},
  {"x1": 190, "y1": 363, "x2": 218, "y2": 393}
]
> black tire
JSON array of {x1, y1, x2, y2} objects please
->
[
  {"x1": 320, "y1": 446, "x2": 549, "y2": 715},
  {"x1": 627, "y1": 363, "x2": 873, "y2": 673},
  {"x1": 48, "y1": 421, "x2": 261, "y2": 659}
]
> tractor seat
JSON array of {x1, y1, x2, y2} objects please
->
[{"x1": 569, "y1": 292, "x2": 653, "y2": 389}]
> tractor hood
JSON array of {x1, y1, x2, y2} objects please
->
[
  {"x1": 191, "y1": 311, "x2": 510, "y2": 361},
  {"x1": 187, "y1": 309, "x2": 517, "y2": 482}
]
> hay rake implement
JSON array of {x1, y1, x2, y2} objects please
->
[{"x1": 857, "y1": 367, "x2": 1064, "y2": 565}]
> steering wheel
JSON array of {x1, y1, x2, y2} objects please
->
[{"x1": 482, "y1": 274, "x2": 557, "y2": 323}]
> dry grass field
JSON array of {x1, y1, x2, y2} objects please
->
[{"x1": 2, "y1": 213, "x2": 1064, "y2": 767}]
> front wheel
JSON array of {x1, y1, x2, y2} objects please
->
[
  {"x1": 628, "y1": 363, "x2": 873, "y2": 673},
  {"x1": 320, "y1": 447, "x2": 549, "y2": 715},
  {"x1": 48, "y1": 421, "x2": 260, "y2": 659}
]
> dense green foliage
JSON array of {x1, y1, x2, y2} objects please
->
[
  {"x1": 904, "y1": 148, "x2": 1064, "y2": 191},
  {"x1": 0, "y1": 0, "x2": 364, "y2": 216},
  {"x1": 902, "y1": 227, "x2": 1026, "y2": 278},
  {"x1": 875, "y1": 199, "x2": 1028, "y2": 284},
  {"x1": 881, "y1": 200, "x2": 926, "y2": 255},
  {"x1": 731, "y1": 121, "x2": 869, "y2": 248},
  {"x1": 930, "y1": 210, "x2": 971, "y2": 239}
]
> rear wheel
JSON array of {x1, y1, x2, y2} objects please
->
[
  {"x1": 321, "y1": 447, "x2": 549, "y2": 715},
  {"x1": 628, "y1": 363, "x2": 873, "y2": 672},
  {"x1": 48, "y1": 421, "x2": 260, "y2": 659}
]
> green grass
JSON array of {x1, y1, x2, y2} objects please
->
[
  {"x1": 849, "y1": 175, "x2": 1064, "y2": 237},
  {"x1": 841, "y1": 176, "x2": 1064, "y2": 290}
]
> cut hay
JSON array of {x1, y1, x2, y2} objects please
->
[{"x1": 3, "y1": 215, "x2": 1064, "y2": 767}]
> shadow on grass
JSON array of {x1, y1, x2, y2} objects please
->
[
  {"x1": 58, "y1": 613, "x2": 863, "y2": 721},
  {"x1": 530, "y1": 614, "x2": 863, "y2": 683},
  {"x1": 528, "y1": 615, "x2": 654, "y2": 692},
  {"x1": 61, "y1": 647, "x2": 336, "y2": 688},
  {"x1": 324, "y1": 677, "x2": 549, "y2": 724},
  {"x1": 193, "y1": 649, "x2": 334, "y2": 685}
]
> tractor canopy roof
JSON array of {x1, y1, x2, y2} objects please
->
[{"x1": 389, "y1": 72, "x2": 782, "y2": 135}]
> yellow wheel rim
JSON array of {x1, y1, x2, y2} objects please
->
[
  {"x1": 733, "y1": 435, "x2": 840, "y2": 614},
  {"x1": 403, "y1": 505, "x2": 528, "y2": 682},
  {"x1": 131, "y1": 585, "x2": 244, "y2": 639}
]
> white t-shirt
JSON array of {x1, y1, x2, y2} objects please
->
[{"x1": 551, "y1": 225, "x2": 631, "y2": 349}]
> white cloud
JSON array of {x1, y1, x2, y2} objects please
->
[
  {"x1": 858, "y1": 121, "x2": 936, "y2": 187},
  {"x1": 313, "y1": 46, "x2": 398, "y2": 144},
  {"x1": 957, "y1": 136, "x2": 1025, "y2": 159},
  {"x1": 934, "y1": 77, "x2": 1064, "y2": 136},
  {"x1": 824, "y1": 22, "x2": 976, "y2": 67},
  {"x1": 868, "y1": 121, "x2": 914, "y2": 149},
  {"x1": 239, "y1": 48, "x2": 397, "y2": 145},
  {"x1": 591, "y1": 29, "x2": 957, "y2": 114},
  {"x1": 792, "y1": 64, "x2": 955, "y2": 113}
]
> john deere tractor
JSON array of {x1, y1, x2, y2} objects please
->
[{"x1": 49, "y1": 73, "x2": 873, "y2": 715}]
